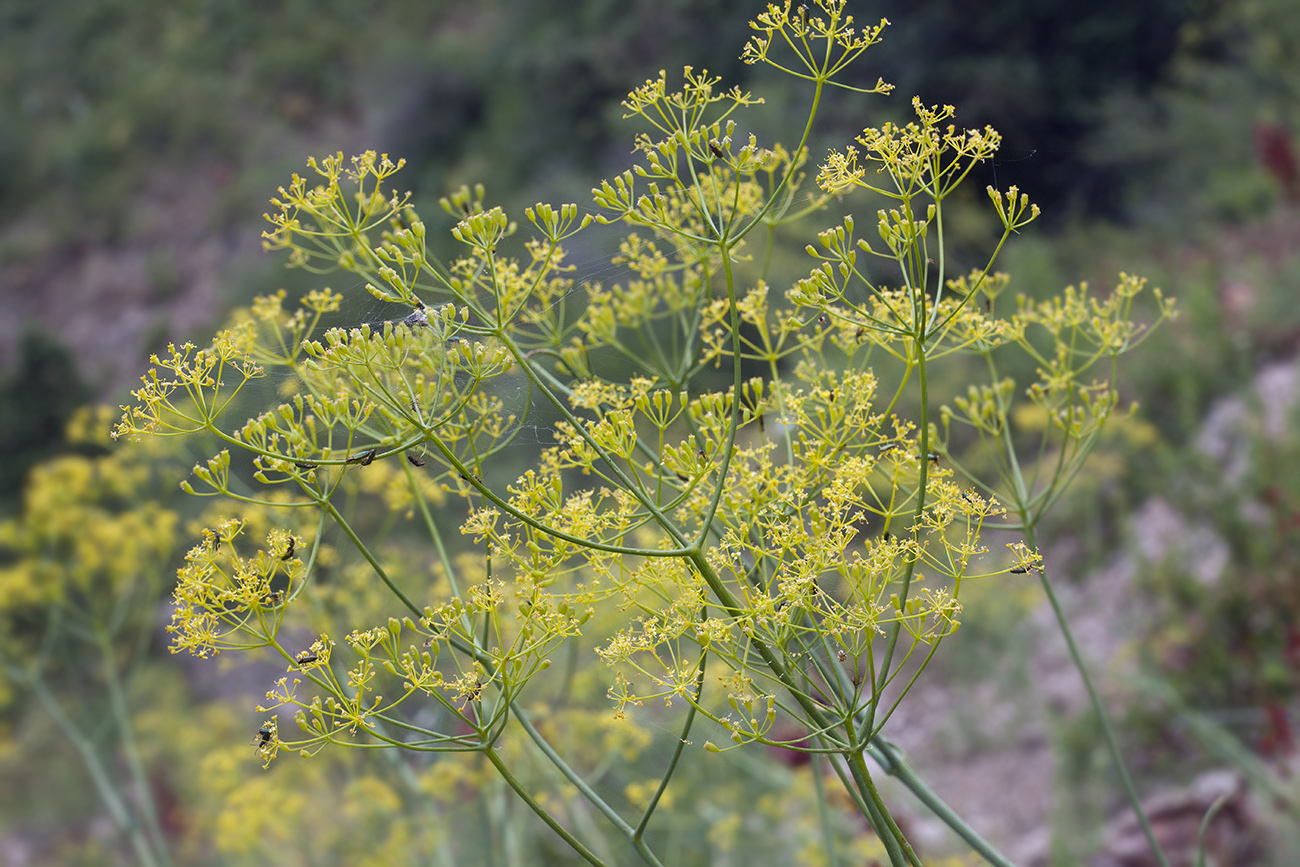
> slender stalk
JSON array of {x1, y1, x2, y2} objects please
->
[
  {"x1": 634, "y1": 654, "x2": 707, "y2": 838},
  {"x1": 97, "y1": 630, "x2": 173, "y2": 867},
  {"x1": 810, "y1": 752, "x2": 840, "y2": 867},
  {"x1": 1022, "y1": 522, "x2": 1169, "y2": 867},
  {"x1": 1195, "y1": 793, "x2": 1230, "y2": 867},
  {"x1": 481, "y1": 745, "x2": 608, "y2": 867},
  {"x1": 30, "y1": 674, "x2": 160, "y2": 867},
  {"x1": 510, "y1": 707, "x2": 666, "y2": 867},
  {"x1": 868, "y1": 736, "x2": 1015, "y2": 867}
]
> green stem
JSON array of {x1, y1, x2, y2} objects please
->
[
  {"x1": 845, "y1": 742, "x2": 915, "y2": 867},
  {"x1": 868, "y1": 736, "x2": 1015, "y2": 867},
  {"x1": 634, "y1": 653, "x2": 707, "y2": 839},
  {"x1": 323, "y1": 499, "x2": 422, "y2": 618},
  {"x1": 481, "y1": 745, "x2": 608, "y2": 867},
  {"x1": 873, "y1": 337, "x2": 930, "y2": 716},
  {"x1": 29, "y1": 674, "x2": 160, "y2": 867},
  {"x1": 810, "y1": 751, "x2": 840, "y2": 867},
  {"x1": 1022, "y1": 521, "x2": 1169, "y2": 867},
  {"x1": 97, "y1": 630, "x2": 173, "y2": 867},
  {"x1": 432, "y1": 633, "x2": 666, "y2": 864},
  {"x1": 510, "y1": 708, "x2": 666, "y2": 867}
]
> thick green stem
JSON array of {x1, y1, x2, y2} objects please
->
[{"x1": 844, "y1": 715, "x2": 918, "y2": 867}]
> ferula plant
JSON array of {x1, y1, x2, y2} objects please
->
[{"x1": 117, "y1": 2, "x2": 1176, "y2": 864}]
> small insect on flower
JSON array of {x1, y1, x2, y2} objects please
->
[
  {"x1": 400, "y1": 307, "x2": 429, "y2": 329},
  {"x1": 260, "y1": 590, "x2": 283, "y2": 607},
  {"x1": 817, "y1": 313, "x2": 829, "y2": 328},
  {"x1": 1009, "y1": 567, "x2": 1029, "y2": 574},
  {"x1": 294, "y1": 650, "x2": 318, "y2": 666},
  {"x1": 757, "y1": 413, "x2": 766, "y2": 434},
  {"x1": 837, "y1": 649, "x2": 848, "y2": 662},
  {"x1": 294, "y1": 461, "x2": 317, "y2": 470},
  {"x1": 253, "y1": 726, "x2": 273, "y2": 751},
  {"x1": 926, "y1": 452, "x2": 941, "y2": 464},
  {"x1": 281, "y1": 537, "x2": 295, "y2": 561},
  {"x1": 459, "y1": 679, "x2": 484, "y2": 711},
  {"x1": 347, "y1": 448, "x2": 377, "y2": 466},
  {"x1": 406, "y1": 453, "x2": 425, "y2": 467}
]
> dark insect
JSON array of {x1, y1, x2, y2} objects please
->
[
  {"x1": 294, "y1": 461, "x2": 317, "y2": 470},
  {"x1": 1009, "y1": 567, "x2": 1029, "y2": 574},
  {"x1": 757, "y1": 414, "x2": 766, "y2": 435},
  {"x1": 253, "y1": 726, "x2": 273, "y2": 751},
  {"x1": 400, "y1": 307, "x2": 429, "y2": 329},
  {"x1": 460, "y1": 679, "x2": 484, "y2": 710},
  {"x1": 295, "y1": 650, "x2": 318, "y2": 665},
  {"x1": 826, "y1": 389, "x2": 835, "y2": 403},
  {"x1": 462, "y1": 201, "x2": 472, "y2": 216},
  {"x1": 260, "y1": 591, "x2": 283, "y2": 607},
  {"x1": 855, "y1": 325, "x2": 865, "y2": 342},
  {"x1": 926, "y1": 452, "x2": 941, "y2": 464},
  {"x1": 347, "y1": 448, "x2": 377, "y2": 466},
  {"x1": 697, "y1": 449, "x2": 706, "y2": 461},
  {"x1": 709, "y1": 141, "x2": 725, "y2": 160},
  {"x1": 406, "y1": 453, "x2": 425, "y2": 467},
  {"x1": 883, "y1": 531, "x2": 893, "y2": 543},
  {"x1": 984, "y1": 297, "x2": 992, "y2": 313},
  {"x1": 281, "y1": 537, "x2": 295, "y2": 561},
  {"x1": 817, "y1": 313, "x2": 828, "y2": 327}
]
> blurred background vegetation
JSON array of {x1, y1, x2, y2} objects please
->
[{"x1": 5, "y1": 0, "x2": 1300, "y2": 863}]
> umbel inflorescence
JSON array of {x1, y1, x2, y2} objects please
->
[{"x1": 115, "y1": 3, "x2": 1173, "y2": 864}]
